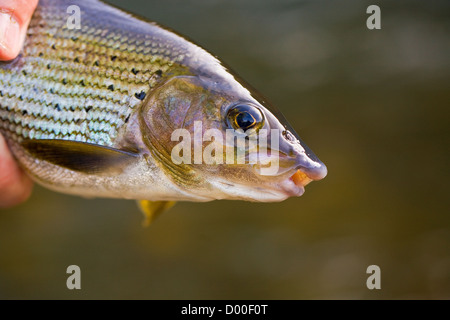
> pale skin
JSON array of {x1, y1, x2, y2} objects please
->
[{"x1": 0, "y1": 0, "x2": 38, "y2": 208}]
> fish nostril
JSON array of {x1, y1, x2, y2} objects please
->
[
  {"x1": 282, "y1": 130, "x2": 299, "y2": 145},
  {"x1": 282, "y1": 130, "x2": 292, "y2": 141}
]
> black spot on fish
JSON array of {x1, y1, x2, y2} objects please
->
[
  {"x1": 155, "y1": 69, "x2": 163, "y2": 77},
  {"x1": 0, "y1": 90, "x2": 3, "y2": 97},
  {"x1": 47, "y1": 64, "x2": 51, "y2": 69},
  {"x1": 38, "y1": 52, "x2": 44, "y2": 57},
  {"x1": 70, "y1": 106, "x2": 76, "y2": 111},
  {"x1": 19, "y1": 95, "x2": 23, "y2": 101},
  {"x1": 79, "y1": 80, "x2": 85, "y2": 86},
  {"x1": 93, "y1": 60, "x2": 99, "y2": 66},
  {"x1": 49, "y1": 88, "x2": 54, "y2": 94},
  {"x1": 22, "y1": 70, "x2": 27, "y2": 76},
  {"x1": 86, "y1": 106, "x2": 93, "y2": 112},
  {"x1": 51, "y1": 44, "x2": 56, "y2": 50},
  {"x1": 55, "y1": 103, "x2": 61, "y2": 111},
  {"x1": 135, "y1": 91, "x2": 146, "y2": 100},
  {"x1": 74, "y1": 57, "x2": 80, "y2": 63},
  {"x1": 111, "y1": 55, "x2": 117, "y2": 61},
  {"x1": 124, "y1": 114, "x2": 131, "y2": 123},
  {"x1": 62, "y1": 78, "x2": 68, "y2": 85},
  {"x1": 22, "y1": 110, "x2": 28, "y2": 116},
  {"x1": 131, "y1": 68, "x2": 139, "y2": 75},
  {"x1": 108, "y1": 84, "x2": 114, "y2": 91},
  {"x1": 71, "y1": 36, "x2": 78, "y2": 42}
]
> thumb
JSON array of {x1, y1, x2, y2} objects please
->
[{"x1": 0, "y1": 0, "x2": 39, "y2": 61}]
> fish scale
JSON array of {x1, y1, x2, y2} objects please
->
[{"x1": 0, "y1": 0, "x2": 186, "y2": 147}]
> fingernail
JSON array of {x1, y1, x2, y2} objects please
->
[{"x1": 0, "y1": 11, "x2": 21, "y2": 59}]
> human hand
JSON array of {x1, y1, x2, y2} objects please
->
[
  {"x1": 0, "y1": 135, "x2": 33, "y2": 208},
  {"x1": 0, "y1": 0, "x2": 38, "y2": 60},
  {"x1": 0, "y1": 0, "x2": 38, "y2": 208}
]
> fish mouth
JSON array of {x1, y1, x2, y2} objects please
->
[
  {"x1": 290, "y1": 169, "x2": 314, "y2": 188},
  {"x1": 281, "y1": 139, "x2": 328, "y2": 196},
  {"x1": 277, "y1": 170, "x2": 311, "y2": 197},
  {"x1": 279, "y1": 164, "x2": 327, "y2": 198}
]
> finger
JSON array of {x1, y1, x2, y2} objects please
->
[
  {"x1": 0, "y1": 0, "x2": 39, "y2": 61},
  {"x1": 0, "y1": 133, "x2": 33, "y2": 208}
]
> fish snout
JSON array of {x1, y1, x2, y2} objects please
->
[
  {"x1": 280, "y1": 131, "x2": 327, "y2": 187},
  {"x1": 287, "y1": 153, "x2": 327, "y2": 189},
  {"x1": 295, "y1": 155, "x2": 328, "y2": 181}
]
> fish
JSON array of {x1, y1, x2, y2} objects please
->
[{"x1": 0, "y1": 0, "x2": 327, "y2": 223}]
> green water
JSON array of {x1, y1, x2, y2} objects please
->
[{"x1": 0, "y1": 0, "x2": 449, "y2": 299}]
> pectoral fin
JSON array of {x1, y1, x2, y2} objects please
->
[
  {"x1": 137, "y1": 200, "x2": 176, "y2": 226},
  {"x1": 21, "y1": 139, "x2": 139, "y2": 174}
]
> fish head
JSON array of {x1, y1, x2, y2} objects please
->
[{"x1": 139, "y1": 70, "x2": 327, "y2": 202}]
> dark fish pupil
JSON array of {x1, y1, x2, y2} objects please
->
[
  {"x1": 236, "y1": 112, "x2": 255, "y2": 129},
  {"x1": 226, "y1": 104, "x2": 264, "y2": 132}
]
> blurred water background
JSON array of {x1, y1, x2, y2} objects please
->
[{"x1": 0, "y1": 0, "x2": 449, "y2": 299}]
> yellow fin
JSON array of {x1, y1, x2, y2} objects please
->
[{"x1": 137, "y1": 200, "x2": 176, "y2": 226}]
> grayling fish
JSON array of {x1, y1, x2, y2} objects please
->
[{"x1": 0, "y1": 0, "x2": 327, "y2": 222}]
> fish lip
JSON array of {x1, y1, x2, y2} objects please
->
[
  {"x1": 278, "y1": 131, "x2": 328, "y2": 181},
  {"x1": 278, "y1": 176, "x2": 305, "y2": 197},
  {"x1": 294, "y1": 161, "x2": 328, "y2": 181},
  {"x1": 250, "y1": 153, "x2": 327, "y2": 197},
  {"x1": 276, "y1": 163, "x2": 327, "y2": 198}
]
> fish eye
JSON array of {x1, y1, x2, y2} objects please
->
[{"x1": 226, "y1": 104, "x2": 264, "y2": 132}]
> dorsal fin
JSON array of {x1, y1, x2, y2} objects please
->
[{"x1": 21, "y1": 139, "x2": 139, "y2": 174}]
